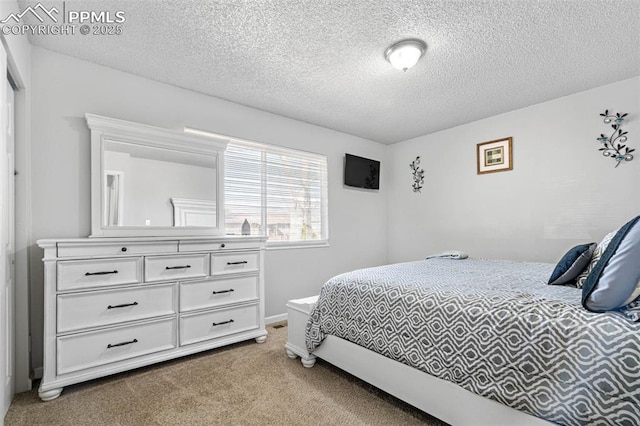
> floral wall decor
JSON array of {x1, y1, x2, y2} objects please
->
[
  {"x1": 410, "y1": 156, "x2": 424, "y2": 192},
  {"x1": 598, "y1": 110, "x2": 634, "y2": 167}
]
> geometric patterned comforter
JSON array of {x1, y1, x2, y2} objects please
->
[{"x1": 305, "y1": 259, "x2": 640, "y2": 426}]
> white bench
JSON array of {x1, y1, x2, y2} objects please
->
[{"x1": 284, "y1": 296, "x2": 318, "y2": 367}]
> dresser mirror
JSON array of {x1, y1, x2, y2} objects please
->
[{"x1": 87, "y1": 114, "x2": 228, "y2": 237}]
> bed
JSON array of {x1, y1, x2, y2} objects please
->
[{"x1": 285, "y1": 258, "x2": 640, "y2": 426}]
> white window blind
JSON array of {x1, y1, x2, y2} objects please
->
[{"x1": 225, "y1": 141, "x2": 328, "y2": 246}]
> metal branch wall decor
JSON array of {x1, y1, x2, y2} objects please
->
[
  {"x1": 598, "y1": 110, "x2": 634, "y2": 167},
  {"x1": 410, "y1": 156, "x2": 424, "y2": 192}
]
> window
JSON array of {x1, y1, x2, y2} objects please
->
[{"x1": 225, "y1": 141, "x2": 328, "y2": 247}]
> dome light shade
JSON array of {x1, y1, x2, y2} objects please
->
[{"x1": 385, "y1": 39, "x2": 427, "y2": 72}]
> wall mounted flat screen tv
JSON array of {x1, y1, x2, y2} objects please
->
[{"x1": 344, "y1": 153, "x2": 380, "y2": 190}]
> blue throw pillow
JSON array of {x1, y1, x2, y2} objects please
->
[
  {"x1": 548, "y1": 243, "x2": 597, "y2": 285},
  {"x1": 582, "y1": 216, "x2": 640, "y2": 314}
]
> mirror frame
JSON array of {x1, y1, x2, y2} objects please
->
[{"x1": 86, "y1": 114, "x2": 228, "y2": 237}]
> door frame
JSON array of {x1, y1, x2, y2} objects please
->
[
  {"x1": 4, "y1": 39, "x2": 32, "y2": 397},
  {"x1": 0, "y1": 39, "x2": 10, "y2": 421}
]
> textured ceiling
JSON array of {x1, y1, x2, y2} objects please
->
[{"x1": 24, "y1": 0, "x2": 640, "y2": 144}]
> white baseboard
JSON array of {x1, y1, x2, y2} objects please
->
[
  {"x1": 33, "y1": 366, "x2": 43, "y2": 380},
  {"x1": 265, "y1": 313, "x2": 287, "y2": 325}
]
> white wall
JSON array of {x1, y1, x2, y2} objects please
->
[
  {"x1": 29, "y1": 47, "x2": 388, "y2": 373},
  {"x1": 387, "y1": 77, "x2": 640, "y2": 264}
]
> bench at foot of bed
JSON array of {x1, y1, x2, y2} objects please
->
[{"x1": 285, "y1": 296, "x2": 319, "y2": 368}]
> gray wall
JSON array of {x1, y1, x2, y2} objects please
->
[
  {"x1": 386, "y1": 76, "x2": 640, "y2": 264},
  {"x1": 30, "y1": 47, "x2": 388, "y2": 372}
]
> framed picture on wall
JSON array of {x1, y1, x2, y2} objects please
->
[{"x1": 477, "y1": 137, "x2": 513, "y2": 174}]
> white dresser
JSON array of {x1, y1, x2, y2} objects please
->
[{"x1": 37, "y1": 236, "x2": 266, "y2": 401}]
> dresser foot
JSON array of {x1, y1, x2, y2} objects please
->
[
  {"x1": 39, "y1": 387, "x2": 63, "y2": 401},
  {"x1": 255, "y1": 335, "x2": 267, "y2": 344}
]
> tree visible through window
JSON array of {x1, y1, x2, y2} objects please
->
[{"x1": 225, "y1": 142, "x2": 328, "y2": 246}]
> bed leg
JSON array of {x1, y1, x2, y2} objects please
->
[
  {"x1": 300, "y1": 355, "x2": 317, "y2": 368},
  {"x1": 284, "y1": 343, "x2": 315, "y2": 367}
]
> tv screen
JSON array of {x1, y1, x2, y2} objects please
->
[{"x1": 344, "y1": 154, "x2": 380, "y2": 190}]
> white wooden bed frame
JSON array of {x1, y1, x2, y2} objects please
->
[{"x1": 285, "y1": 296, "x2": 552, "y2": 426}]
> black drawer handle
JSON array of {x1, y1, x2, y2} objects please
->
[
  {"x1": 212, "y1": 319, "x2": 234, "y2": 326},
  {"x1": 227, "y1": 261, "x2": 248, "y2": 265},
  {"x1": 107, "y1": 338, "x2": 138, "y2": 349},
  {"x1": 85, "y1": 270, "x2": 118, "y2": 276},
  {"x1": 165, "y1": 265, "x2": 191, "y2": 270},
  {"x1": 107, "y1": 301, "x2": 138, "y2": 309},
  {"x1": 212, "y1": 289, "x2": 234, "y2": 295}
]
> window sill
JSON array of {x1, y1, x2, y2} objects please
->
[{"x1": 266, "y1": 241, "x2": 330, "y2": 251}]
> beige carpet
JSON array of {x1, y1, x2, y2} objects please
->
[{"x1": 5, "y1": 323, "x2": 448, "y2": 425}]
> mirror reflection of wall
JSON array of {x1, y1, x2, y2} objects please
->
[{"x1": 103, "y1": 140, "x2": 217, "y2": 227}]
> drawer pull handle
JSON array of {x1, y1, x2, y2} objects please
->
[
  {"x1": 212, "y1": 289, "x2": 234, "y2": 295},
  {"x1": 107, "y1": 301, "x2": 138, "y2": 309},
  {"x1": 107, "y1": 338, "x2": 138, "y2": 349},
  {"x1": 227, "y1": 261, "x2": 248, "y2": 265},
  {"x1": 212, "y1": 319, "x2": 234, "y2": 326},
  {"x1": 85, "y1": 270, "x2": 118, "y2": 276},
  {"x1": 165, "y1": 265, "x2": 191, "y2": 270}
]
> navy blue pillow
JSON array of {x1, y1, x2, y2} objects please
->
[
  {"x1": 582, "y1": 216, "x2": 640, "y2": 313},
  {"x1": 548, "y1": 243, "x2": 597, "y2": 285}
]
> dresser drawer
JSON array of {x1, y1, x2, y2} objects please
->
[
  {"x1": 180, "y1": 276, "x2": 258, "y2": 312},
  {"x1": 57, "y1": 241, "x2": 178, "y2": 257},
  {"x1": 179, "y1": 240, "x2": 261, "y2": 252},
  {"x1": 145, "y1": 254, "x2": 209, "y2": 283},
  {"x1": 179, "y1": 304, "x2": 259, "y2": 346},
  {"x1": 58, "y1": 258, "x2": 142, "y2": 291},
  {"x1": 57, "y1": 283, "x2": 177, "y2": 333},
  {"x1": 57, "y1": 318, "x2": 177, "y2": 375},
  {"x1": 211, "y1": 251, "x2": 259, "y2": 275}
]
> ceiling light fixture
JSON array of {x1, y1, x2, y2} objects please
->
[{"x1": 385, "y1": 39, "x2": 427, "y2": 72}]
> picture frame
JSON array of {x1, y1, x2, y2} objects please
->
[{"x1": 477, "y1": 137, "x2": 513, "y2": 174}]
